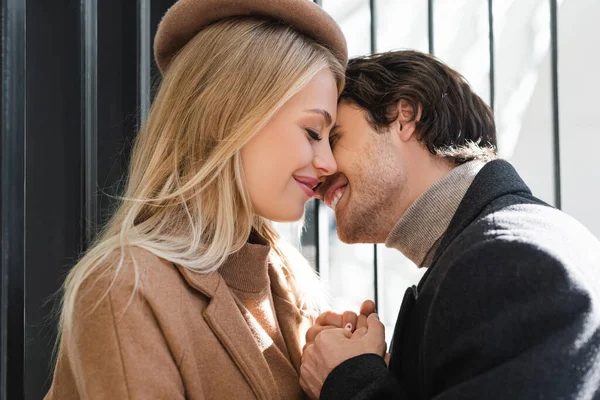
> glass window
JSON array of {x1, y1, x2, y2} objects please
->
[
  {"x1": 375, "y1": 0, "x2": 429, "y2": 53},
  {"x1": 494, "y1": 0, "x2": 555, "y2": 206},
  {"x1": 433, "y1": 0, "x2": 492, "y2": 105},
  {"x1": 558, "y1": 0, "x2": 600, "y2": 238},
  {"x1": 323, "y1": 0, "x2": 372, "y2": 57}
]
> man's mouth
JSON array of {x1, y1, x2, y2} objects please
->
[{"x1": 323, "y1": 181, "x2": 348, "y2": 212}]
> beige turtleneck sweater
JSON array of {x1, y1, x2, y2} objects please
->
[
  {"x1": 219, "y1": 237, "x2": 305, "y2": 400},
  {"x1": 385, "y1": 160, "x2": 488, "y2": 267}
]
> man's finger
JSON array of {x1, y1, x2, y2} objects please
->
[
  {"x1": 356, "y1": 314, "x2": 368, "y2": 330},
  {"x1": 365, "y1": 313, "x2": 385, "y2": 338},
  {"x1": 314, "y1": 310, "x2": 343, "y2": 328},
  {"x1": 305, "y1": 324, "x2": 338, "y2": 345},
  {"x1": 367, "y1": 313, "x2": 385, "y2": 336},
  {"x1": 342, "y1": 311, "x2": 358, "y2": 331},
  {"x1": 384, "y1": 352, "x2": 391, "y2": 366},
  {"x1": 314, "y1": 327, "x2": 352, "y2": 347},
  {"x1": 301, "y1": 342, "x2": 313, "y2": 364},
  {"x1": 359, "y1": 299, "x2": 376, "y2": 316},
  {"x1": 351, "y1": 327, "x2": 368, "y2": 340},
  {"x1": 364, "y1": 314, "x2": 386, "y2": 353}
]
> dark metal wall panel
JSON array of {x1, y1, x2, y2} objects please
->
[
  {"x1": 96, "y1": 0, "x2": 140, "y2": 230},
  {"x1": 23, "y1": 1, "x2": 83, "y2": 399},
  {"x1": 21, "y1": 0, "x2": 165, "y2": 398}
]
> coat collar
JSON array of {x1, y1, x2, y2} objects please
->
[
  {"x1": 175, "y1": 240, "x2": 295, "y2": 400},
  {"x1": 419, "y1": 159, "x2": 532, "y2": 289}
]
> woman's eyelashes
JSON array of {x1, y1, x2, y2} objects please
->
[{"x1": 306, "y1": 128, "x2": 322, "y2": 142}]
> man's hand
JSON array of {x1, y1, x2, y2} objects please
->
[
  {"x1": 304, "y1": 300, "x2": 376, "y2": 351},
  {"x1": 300, "y1": 313, "x2": 386, "y2": 399}
]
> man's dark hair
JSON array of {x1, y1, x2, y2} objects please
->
[{"x1": 340, "y1": 50, "x2": 497, "y2": 164}]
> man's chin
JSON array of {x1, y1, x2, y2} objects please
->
[
  {"x1": 335, "y1": 205, "x2": 383, "y2": 244},
  {"x1": 335, "y1": 215, "x2": 368, "y2": 244}
]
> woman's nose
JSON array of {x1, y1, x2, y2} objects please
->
[{"x1": 313, "y1": 142, "x2": 337, "y2": 177}]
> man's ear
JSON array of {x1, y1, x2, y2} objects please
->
[{"x1": 395, "y1": 99, "x2": 421, "y2": 142}]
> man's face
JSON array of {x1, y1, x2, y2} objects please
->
[{"x1": 317, "y1": 103, "x2": 408, "y2": 243}]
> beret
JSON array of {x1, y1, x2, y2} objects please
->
[{"x1": 154, "y1": 0, "x2": 348, "y2": 74}]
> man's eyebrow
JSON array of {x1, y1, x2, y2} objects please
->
[{"x1": 304, "y1": 108, "x2": 333, "y2": 127}]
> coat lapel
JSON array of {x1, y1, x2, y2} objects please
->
[
  {"x1": 269, "y1": 265, "x2": 305, "y2": 373},
  {"x1": 177, "y1": 266, "x2": 279, "y2": 400}
]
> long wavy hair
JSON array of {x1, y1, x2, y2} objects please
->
[{"x1": 55, "y1": 17, "x2": 345, "y2": 356}]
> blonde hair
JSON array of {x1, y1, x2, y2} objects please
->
[{"x1": 56, "y1": 18, "x2": 345, "y2": 354}]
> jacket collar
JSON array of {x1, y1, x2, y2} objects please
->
[{"x1": 419, "y1": 159, "x2": 532, "y2": 289}]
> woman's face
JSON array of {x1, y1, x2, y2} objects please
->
[{"x1": 241, "y1": 69, "x2": 338, "y2": 222}]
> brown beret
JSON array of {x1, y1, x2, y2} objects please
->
[{"x1": 154, "y1": 0, "x2": 347, "y2": 74}]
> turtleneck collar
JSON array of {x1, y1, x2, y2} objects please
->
[
  {"x1": 385, "y1": 160, "x2": 487, "y2": 267},
  {"x1": 219, "y1": 230, "x2": 272, "y2": 293}
]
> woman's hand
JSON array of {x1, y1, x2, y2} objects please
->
[{"x1": 303, "y1": 299, "x2": 376, "y2": 351}]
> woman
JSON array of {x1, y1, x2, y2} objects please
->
[{"x1": 45, "y1": 0, "x2": 347, "y2": 398}]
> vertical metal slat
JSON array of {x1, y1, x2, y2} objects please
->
[
  {"x1": 550, "y1": 0, "x2": 561, "y2": 209},
  {"x1": 1, "y1": 0, "x2": 26, "y2": 398},
  {"x1": 369, "y1": 0, "x2": 379, "y2": 308},
  {"x1": 488, "y1": 0, "x2": 495, "y2": 112},
  {"x1": 313, "y1": 0, "x2": 322, "y2": 274},
  {"x1": 81, "y1": 0, "x2": 98, "y2": 246},
  {"x1": 138, "y1": 0, "x2": 151, "y2": 126},
  {"x1": 428, "y1": 0, "x2": 435, "y2": 55}
]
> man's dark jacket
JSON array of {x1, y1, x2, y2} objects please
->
[{"x1": 321, "y1": 160, "x2": 600, "y2": 399}]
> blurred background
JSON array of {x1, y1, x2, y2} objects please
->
[{"x1": 1, "y1": 0, "x2": 598, "y2": 398}]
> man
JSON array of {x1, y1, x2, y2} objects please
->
[{"x1": 300, "y1": 50, "x2": 600, "y2": 399}]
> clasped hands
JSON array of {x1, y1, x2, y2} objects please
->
[{"x1": 300, "y1": 300, "x2": 389, "y2": 399}]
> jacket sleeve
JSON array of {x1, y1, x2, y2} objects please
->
[
  {"x1": 423, "y1": 239, "x2": 596, "y2": 399},
  {"x1": 320, "y1": 354, "x2": 408, "y2": 400},
  {"x1": 46, "y1": 265, "x2": 193, "y2": 399}
]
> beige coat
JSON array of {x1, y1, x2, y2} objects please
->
[{"x1": 45, "y1": 246, "x2": 309, "y2": 399}]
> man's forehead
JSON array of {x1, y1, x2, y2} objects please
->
[{"x1": 336, "y1": 102, "x2": 365, "y2": 117}]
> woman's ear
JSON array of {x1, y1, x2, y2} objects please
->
[{"x1": 395, "y1": 99, "x2": 421, "y2": 142}]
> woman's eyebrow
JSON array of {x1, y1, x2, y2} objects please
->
[{"x1": 304, "y1": 108, "x2": 333, "y2": 127}]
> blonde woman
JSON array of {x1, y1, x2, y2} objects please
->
[{"x1": 45, "y1": 0, "x2": 347, "y2": 398}]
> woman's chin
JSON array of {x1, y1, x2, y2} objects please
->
[{"x1": 267, "y1": 204, "x2": 306, "y2": 223}]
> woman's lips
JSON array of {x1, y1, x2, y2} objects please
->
[{"x1": 294, "y1": 176, "x2": 319, "y2": 198}]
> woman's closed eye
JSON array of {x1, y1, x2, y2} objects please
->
[{"x1": 306, "y1": 128, "x2": 322, "y2": 142}]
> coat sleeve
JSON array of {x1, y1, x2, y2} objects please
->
[{"x1": 46, "y1": 265, "x2": 194, "y2": 399}]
